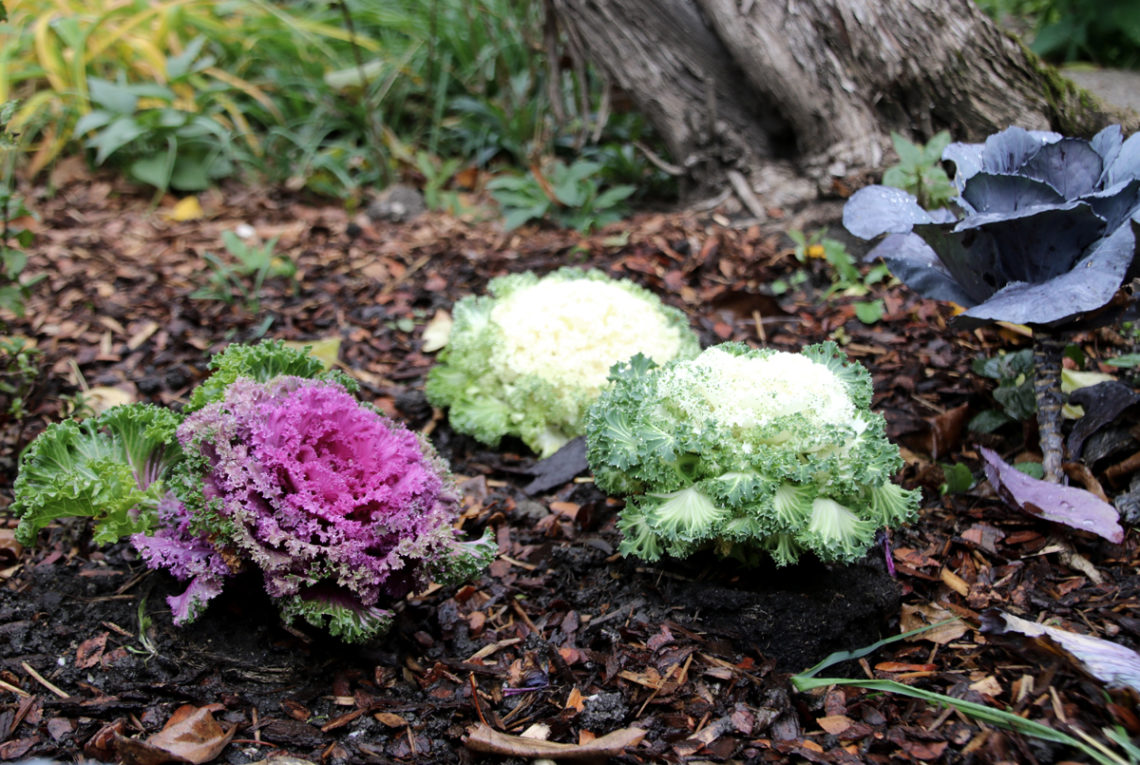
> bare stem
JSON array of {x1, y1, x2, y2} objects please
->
[{"x1": 1033, "y1": 331, "x2": 1066, "y2": 483}]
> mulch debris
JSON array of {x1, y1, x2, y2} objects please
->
[{"x1": 1, "y1": 171, "x2": 1138, "y2": 763}]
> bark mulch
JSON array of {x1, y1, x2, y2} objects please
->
[{"x1": 1, "y1": 171, "x2": 1138, "y2": 764}]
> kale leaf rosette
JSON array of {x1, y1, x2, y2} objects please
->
[
  {"x1": 843, "y1": 124, "x2": 1140, "y2": 328},
  {"x1": 585, "y1": 342, "x2": 918, "y2": 566},
  {"x1": 426, "y1": 267, "x2": 700, "y2": 458},
  {"x1": 12, "y1": 341, "x2": 493, "y2": 643}
]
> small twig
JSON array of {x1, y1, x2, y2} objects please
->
[
  {"x1": 0, "y1": 678, "x2": 29, "y2": 697},
  {"x1": 727, "y1": 169, "x2": 767, "y2": 222},
  {"x1": 21, "y1": 661, "x2": 68, "y2": 698},
  {"x1": 632, "y1": 140, "x2": 684, "y2": 176}
]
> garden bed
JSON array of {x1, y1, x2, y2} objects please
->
[{"x1": 1, "y1": 174, "x2": 1136, "y2": 763}]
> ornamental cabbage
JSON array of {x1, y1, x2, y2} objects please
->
[
  {"x1": 11, "y1": 341, "x2": 493, "y2": 643},
  {"x1": 426, "y1": 268, "x2": 700, "y2": 458},
  {"x1": 842, "y1": 124, "x2": 1140, "y2": 328},
  {"x1": 584, "y1": 342, "x2": 919, "y2": 565}
]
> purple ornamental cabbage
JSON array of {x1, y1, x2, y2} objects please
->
[
  {"x1": 138, "y1": 376, "x2": 492, "y2": 642},
  {"x1": 843, "y1": 124, "x2": 1140, "y2": 329}
]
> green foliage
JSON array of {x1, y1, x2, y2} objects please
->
[
  {"x1": 585, "y1": 342, "x2": 918, "y2": 565},
  {"x1": 0, "y1": 101, "x2": 41, "y2": 320},
  {"x1": 938, "y1": 461, "x2": 975, "y2": 495},
  {"x1": 0, "y1": 335, "x2": 38, "y2": 419},
  {"x1": 415, "y1": 151, "x2": 466, "y2": 213},
  {"x1": 11, "y1": 404, "x2": 183, "y2": 545},
  {"x1": 882, "y1": 131, "x2": 955, "y2": 210},
  {"x1": 72, "y1": 41, "x2": 236, "y2": 193},
  {"x1": 792, "y1": 620, "x2": 1138, "y2": 765},
  {"x1": 2, "y1": 0, "x2": 669, "y2": 212},
  {"x1": 977, "y1": 0, "x2": 1140, "y2": 68},
  {"x1": 969, "y1": 349, "x2": 1037, "y2": 433},
  {"x1": 488, "y1": 159, "x2": 635, "y2": 232},
  {"x1": 426, "y1": 268, "x2": 700, "y2": 457},
  {"x1": 785, "y1": 228, "x2": 890, "y2": 324},
  {"x1": 184, "y1": 339, "x2": 351, "y2": 413},
  {"x1": 190, "y1": 231, "x2": 295, "y2": 313}
]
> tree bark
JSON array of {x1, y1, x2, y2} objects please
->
[{"x1": 550, "y1": 0, "x2": 1136, "y2": 202}]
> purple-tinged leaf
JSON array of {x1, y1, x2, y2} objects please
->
[
  {"x1": 1086, "y1": 178, "x2": 1140, "y2": 233},
  {"x1": 957, "y1": 219, "x2": 1139, "y2": 327},
  {"x1": 979, "y1": 446, "x2": 1123, "y2": 543},
  {"x1": 842, "y1": 185, "x2": 934, "y2": 239},
  {"x1": 1105, "y1": 131, "x2": 1140, "y2": 187},
  {"x1": 979, "y1": 126, "x2": 1060, "y2": 175},
  {"x1": 866, "y1": 233, "x2": 977, "y2": 306},
  {"x1": 960, "y1": 173, "x2": 1065, "y2": 214},
  {"x1": 1019, "y1": 138, "x2": 1103, "y2": 199},
  {"x1": 524, "y1": 436, "x2": 588, "y2": 494},
  {"x1": 1067, "y1": 381, "x2": 1140, "y2": 459},
  {"x1": 943, "y1": 141, "x2": 985, "y2": 190},
  {"x1": 906, "y1": 202, "x2": 1100, "y2": 308},
  {"x1": 982, "y1": 609, "x2": 1140, "y2": 692},
  {"x1": 1091, "y1": 124, "x2": 1124, "y2": 184},
  {"x1": 167, "y1": 576, "x2": 226, "y2": 626}
]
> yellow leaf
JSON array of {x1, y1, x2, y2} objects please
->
[
  {"x1": 1061, "y1": 368, "x2": 1115, "y2": 395},
  {"x1": 84, "y1": 386, "x2": 135, "y2": 414},
  {"x1": 284, "y1": 337, "x2": 341, "y2": 369},
  {"x1": 421, "y1": 310, "x2": 453, "y2": 353},
  {"x1": 165, "y1": 196, "x2": 203, "y2": 222}
]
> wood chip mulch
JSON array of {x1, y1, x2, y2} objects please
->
[{"x1": 1, "y1": 170, "x2": 1138, "y2": 764}]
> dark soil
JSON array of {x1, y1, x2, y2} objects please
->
[{"x1": 1, "y1": 173, "x2": 1138, "y2": 763}]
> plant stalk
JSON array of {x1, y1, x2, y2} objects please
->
[{"x1": 1033, "y1": 330, "x2": 1066, "y2": 483}]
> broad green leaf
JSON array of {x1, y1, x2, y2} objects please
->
[
  {"x1": 88, "y1": 116, "x2": 146, "y2": 165},
  {"x1": 86, "y1": 77, "x2": 138, "y2": 115}
]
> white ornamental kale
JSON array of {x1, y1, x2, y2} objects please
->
[
  {"x1": 426, "y1": 267, "x2": 700, "y2": 458},
  {"x1": 843, "y1": 125, "x2": 1140, "y2": 328},
  {"x1": 584, "y1": 342, "x2": 918, "y2": 566}
]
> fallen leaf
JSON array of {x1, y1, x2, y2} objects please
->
[
  {"x1": 982, "y1": 610, "x2": 1140, "y2": 692},
  {"x1": 565, "y1": 687, "x2": 586, "y2": 714},
  {"x1": 900, "y1": 602, "x2": 968, "y2": 644},
  {"x1": 284, "y1": 337, "x2": 340, "y2": 370},
  {"x1": 968, "y1": 675, "x2": 1003, "y2": 697},
  {"x1": 465, "y1": 723, "x2": 645, "y2": 759},
  {"x1": 817, "y1": 714, "x2": 853, "y2": 735},
  {"x1": 523, "y1": 437, "x2": 589, "y2": 495},
  {"x1": 421, "y1": 310, "x2": 453, "y2": 353},
  {"x1": 940, "y1": 567, "x2": 970, "y2": 597},
  {"x1": 85, "y1": 386, "x2": 135, "y2": 414},
  {"x1": 116, "y1": 704, "x2": 236, "y2": 765},
  {"x1": 1067, "y1": 381, "x2": 1140, "y2": 459},
  {"x1": 75, "y1": 632, "x2": 108, "y2": 669},
  {"x1": 875, "y1": 662, "x2": 937, "y2": 672},
  {"x1": 165, "y1": 196, "x2": 204, "y2": 222},
  {"x1": 981, "y1": 446, "x2": 1124, "y2": 543},
  {"x1": 0, "y1": 528, "x2": 23, "y2": 562}
]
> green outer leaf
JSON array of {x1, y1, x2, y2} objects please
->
[
  {"x1": 277, "y1": 594, "x2": 394, "y2": 644},
  {"x1": 11, "y1": 403, "x2": 181, "y2": 545},
  {"x1": 185, "y1": 339, "x2": 350, "y2": 412},
  {"x1": 585, "y1": 341, "x2": 917, "y2": 565}
]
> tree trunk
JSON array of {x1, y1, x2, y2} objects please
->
[{"x1": 550, "y1": 0, "x2": 1136, "y2": 203}]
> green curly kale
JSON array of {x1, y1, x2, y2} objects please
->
[
  {"x1": 12, "y1": 404, "x2": 182, "y2": 545},
  {"x1": 585, "y1": 342, "x2": 919, "y2": 565}
]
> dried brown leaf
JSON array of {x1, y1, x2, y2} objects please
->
[{"x1": 465, "y1": 723, "x2": 645, "y2": 759}]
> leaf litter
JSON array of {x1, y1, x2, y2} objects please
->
[{"x1": 0, "y1": 175, "x2": 1138, "y2": 763}]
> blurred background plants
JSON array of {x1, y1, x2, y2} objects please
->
[
  {"x1": 976, "y1": 0, "x2": 1140, "y2": 69},
  {"x1": 0, "y1": 0, "x2": 673, "y2": 227}
]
